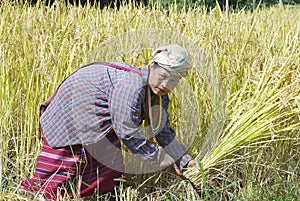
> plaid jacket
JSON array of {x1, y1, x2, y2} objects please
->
[{"x1": 40, "y1": 62, "x2": 192, "y2": 169}]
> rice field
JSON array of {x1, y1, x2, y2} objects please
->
[{"x1": 0, "y1": 0, "x2": 299, "y2": 200}]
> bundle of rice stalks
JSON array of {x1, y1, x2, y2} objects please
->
[{"x1": 184, "y1": 41, "x2": 300, "y2": 191}]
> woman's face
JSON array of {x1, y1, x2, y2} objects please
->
[{"x1": 148, "y1": 63, "x2": 181, "y2": 96}]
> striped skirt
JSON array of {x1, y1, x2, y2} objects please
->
[{"x1": 21, "y1": 133, "x2": 124, "y2": 200}]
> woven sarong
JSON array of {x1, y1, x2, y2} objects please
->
[{"x1": 21, "y1": 132, "x2": 124, "y2": 200}]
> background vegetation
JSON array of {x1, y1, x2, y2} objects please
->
[
  {"x1": 0, "y1": 0, "x2": 299, "y2": 200},
  {"x1": 17, "y1": 0, "x2": 300, "y2": 11}
]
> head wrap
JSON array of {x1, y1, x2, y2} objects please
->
[{"x1": 152, "y1": 44, "x2": 192, "y2": 77}]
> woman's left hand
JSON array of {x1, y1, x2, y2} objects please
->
[{"x1": 187, "y1": 159, "x2": 200, "y2": 169}]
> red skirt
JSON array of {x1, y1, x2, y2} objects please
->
[{"x1": 21, "y1": 133, "x2": 124, "y2": 200}]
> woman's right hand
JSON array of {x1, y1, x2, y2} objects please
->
[{"x1": 159, "y1": 150, "x2": 182, "y2": 176}]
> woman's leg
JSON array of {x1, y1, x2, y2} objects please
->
[
  {"x1": 21, "y1": 132, "x2": 124, "y2": 200},
  {"x1": 20, "y1": 138, "x2": 83, "y2": 200}
]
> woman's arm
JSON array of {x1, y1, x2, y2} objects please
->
[
  {"x1": 154, "y1": 95, "x2": 193, "y2": 170},
  {"x1": 109, "y1": 75, "x2": 163, "y2": 164}
]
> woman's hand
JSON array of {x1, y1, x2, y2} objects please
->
[
  {"x1": 159, "y1": 150, "x2": 182, "y2": 176},
  {"x1": 186, "y1": 159, "x2": 200, "y2": 169},
  {"x1": 165, "y1": 159, "x2": 200, "y2": 176},
  {"x1": 159, "y1": 151, "x2": 200, "y2": 176}
]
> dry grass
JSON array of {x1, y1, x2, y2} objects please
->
[{"x1": 0, "y1": 0, "x2": 299, "y2": 200}]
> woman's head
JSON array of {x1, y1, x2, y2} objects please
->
[
  {"x1": 149, "y1": 44, "x2": 192, "y2": 96},
  {"x1": 151, "y1": 44, "x2": 192, "y2": 77},
  {"x1": 148, "y1": 62, "x2": 181, "y2": 96}
]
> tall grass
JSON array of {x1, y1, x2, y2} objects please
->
[{"x1": 0, "y1": 0, "x2": 299, "y2": 200}]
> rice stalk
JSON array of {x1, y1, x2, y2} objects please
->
[
  {"x1": 0, "y1": 1, "x2": 299, "y2": 199},
  {"x1": 185, "y1": 39, "x2": 300, "y2": 187}
]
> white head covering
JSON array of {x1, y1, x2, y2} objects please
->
[{"x1": 151, "y1": 44, "x2": 192, "y2": 77}]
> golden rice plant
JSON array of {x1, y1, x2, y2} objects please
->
[{"x1": 0, "y1": 0, "x2": 299, "y2": 200}]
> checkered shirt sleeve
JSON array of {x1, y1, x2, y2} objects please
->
[
  {"x1": 110, "y1": 72, "x2": 192, "y2": 170},
  {"x1": 110, "y1": 73, "x2": 161, "y2": 162},
  {"x1": 155, "y1": 95, "x2": 193, "y2": 169}
]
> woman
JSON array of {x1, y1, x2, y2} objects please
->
[{"x1": 21, "y1": 44, "x2": 199, "y2": 200}]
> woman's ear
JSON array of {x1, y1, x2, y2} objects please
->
[{"x1": 149, "y1": 61, "x2": 155, "y2": 70}]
